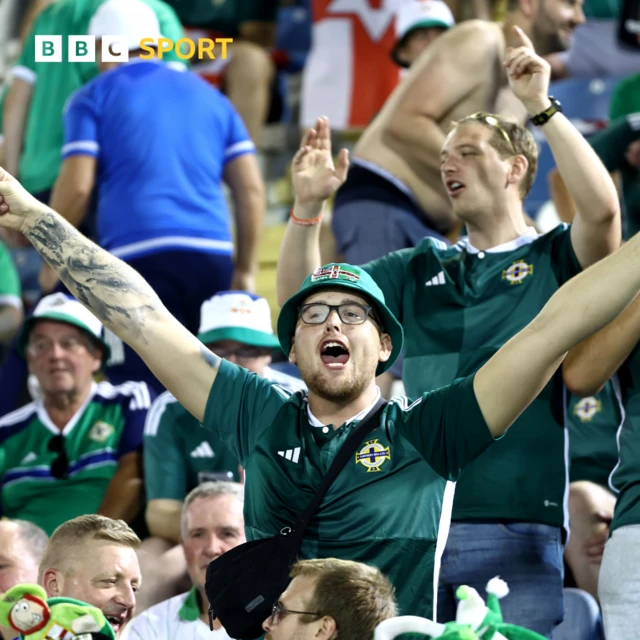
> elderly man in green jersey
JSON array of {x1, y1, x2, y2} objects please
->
[
  {"x1": 275, "y1": 27, "x2": 621, "y2": 635},
  {"x1": 0, "y1": 160, "x2": 638, "y2": 623}
]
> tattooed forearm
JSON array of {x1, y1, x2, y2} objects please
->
[
  {"x1": 25, "y1": 211, "x2": 161, "y2": 347},
  {"x1": 200, "y1": 346, "x2": 222, "y2": 371}
]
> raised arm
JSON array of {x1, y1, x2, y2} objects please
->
[
  {"x1": 474, "y1": 234, "x2": 640, "y2": 438},
  {"x1": 0, "y1": 169, "x2": 219, "y2": 422},
  {"x1": 276, "y1": 117, "x2": 349, "y2": 305}
]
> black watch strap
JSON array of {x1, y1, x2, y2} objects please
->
[{"x1": 531, "y1": 97, "x2": 562, "y2": 126}]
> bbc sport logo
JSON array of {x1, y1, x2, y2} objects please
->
[{"x1": 34, "y1": 35, "x2": 232, "y2": 62}]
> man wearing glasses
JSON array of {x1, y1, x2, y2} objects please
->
[
  {"x1": 276, "y1": 31, "x2": 621, "y2": 635},
  {"x1": 138, "y1": 291, "x2": 305, "y2": 611},
  {"x1": 0, "y1": 292, "x2": 153, "y2": 534},
  {"x1": 262, "y1": 558, "x2": 396, "y2": 640}
]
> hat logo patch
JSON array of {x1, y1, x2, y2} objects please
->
[{"x1": 311, "y1": 265, "x2": 361, "y2": 283}]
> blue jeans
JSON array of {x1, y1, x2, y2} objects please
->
[{"x1": 437, "y1": 522, "x2": 565, "y2": 637}]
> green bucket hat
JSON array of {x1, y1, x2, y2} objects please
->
[
  {"x1": 277, "y1": 263, "x2": 404, "y2": 376},
  {"x1": 18, "y1": 293, "x2": 111, "y2": 366}
]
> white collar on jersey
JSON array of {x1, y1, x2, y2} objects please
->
[
  {"x1": 306, "y1": 387, "x2": 382, "y2": 428},
  {"x1": 464, "y1": 226, "x2": 539, "y2": 254},
  {"x1": 37, "y1": 381, "x2": 98, "y2": 436}
]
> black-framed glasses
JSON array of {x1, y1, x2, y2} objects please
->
[
  {"x1": 48, "y1": 434, "x2": 69, "y2": 479},
  {"x1": 298, "y1": 303, "x2": 380, "y2": 327},
  {"x1": 269, "y1": 601, "x2": 322, "y2": 626},
  {"x1": 468, "y1": 112, "x2": 516, "y2": 154}
]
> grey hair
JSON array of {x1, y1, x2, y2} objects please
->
[
  {"x1": 181, "y1": 481, "x2": 244, "y2": 538},
  {"x1": 12, "y1": 520, "x2": 49, "y2": 561}
]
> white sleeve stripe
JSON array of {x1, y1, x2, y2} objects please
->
[
  {"x1": 0, "y1": 294, "x2": 23, "y2": 310},
  {"x1": 61, "y1": 141, "x2": 100, "y2": 155},
  {"x1": 11, "y1": 66, "x2": 36, "y2": 84},
  {"x1": 144, "y1": 392, "x2": 177, "y2": 437},
  {"x1": 224, "y1": 140, "x2": 255, "y2": 158}
]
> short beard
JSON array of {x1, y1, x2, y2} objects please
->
[{"x1": 304, "y1": 368, "x2": 373, "y2": 406}]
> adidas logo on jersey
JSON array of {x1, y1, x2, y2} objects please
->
[
  {"x1": 190, "y1": 442, "x2": 215, "y2": 458},
  {"x1": 425, "y1": 271, "x2": 445, "y2": 286},
  {"x1": 278, "y1": 447, "x2": 301, "y2": 463}
]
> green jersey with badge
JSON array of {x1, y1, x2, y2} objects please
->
[
  {"x1": 203, "y1": 359, "x2": 496, "y2": 618},
  {"x1": 567, "y1": 380, "x2": 622, "y2": 487},
  {"x1": 11, "y1": 0, "x2": 184, "y2": 195},
  {"x1": 0, "y1": 381, "x2": 151, "y2": 534},
  {"x1": 363, "y1": 225, "x2": 582, "y2": 528},
  {"x1": 610, "y1": 344, "x2": 640, "y2": 532}
]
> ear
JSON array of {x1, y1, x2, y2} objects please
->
[
  {"x1": 315, "y1": 616, "x2": 337, "y2": 640},
  {"x1": 289, "y1": 339, "x2": 297, "y2": 365},
  {"x1": 378, "y1": 332, "x2": 393, "y2": 364},
  {"x1": 42, "y1": 569, "x2": 63, "y2": 598},
  {"x1": 507, "y1": 154, "x2": 529, "y2": 189}
]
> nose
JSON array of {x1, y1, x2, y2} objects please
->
[
  {"x1": 114, "y1": 584, "x2": 136, "y2": 611},
  {"x1": 262, "y1": 616, "x2": 272, "y2": 633},
  {"x1": 202, "y1": 533, "x2": 226, "y2": 559},
  {"x1": 324, "y1": 309, "x2": 343, "y2": 331},
  {"x1": 226, "y1": 354, "x2": 238, "y2": 364},
  {"x1": 48, "y1": 341, "x2": 67, "y2": 360},
  {"x1": 575, "y1": 5, "x2": 586, "y2": 25}
]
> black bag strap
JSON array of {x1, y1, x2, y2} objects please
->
[{"x1": 288, "y1": 396, "x2": 387, "y2": 536}]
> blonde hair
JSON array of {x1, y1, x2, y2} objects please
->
[
  {"x1": 38, "y1": 515, "x2": 140, "y2": 582},
  {"x1": 453, "y1": 112, "x2": 539, "y2": 198},
  {"x1": 289, "y1": 559, "x2": 397, "y2": 640}
]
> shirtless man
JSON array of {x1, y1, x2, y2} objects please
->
[{"x1": 330, "y1": 0, "x2": 586, "y2": 262}]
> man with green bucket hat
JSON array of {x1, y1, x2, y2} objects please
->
[{"x1": 1, "y1": 166, "x2": 640, "y2": 619}]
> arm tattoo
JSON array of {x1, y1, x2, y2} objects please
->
[
  {"x1": 26, "y1": 211, "x2": 159, "y2": 345},
  {"x1": 200, "y1": 346, "x2": 222, "y2": 371}
]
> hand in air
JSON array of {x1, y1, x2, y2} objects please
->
[
  {"x1": 291, "y1": 116, "x2": 350, "y2": 206},
  {"x1": 504, "y1": 26, "x2": 552, "y2": 114},
  {"x1": 0, "y1": 167, "x2": 46, "y2": 233}
]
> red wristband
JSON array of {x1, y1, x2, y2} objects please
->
[{"x1": 290, "y1": 208, "x2": 323, "y2": 226}]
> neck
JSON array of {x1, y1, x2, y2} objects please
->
[
  {"x1": 307, "y1": 382, "x2": 379, "y2": 428},
  {"x1": 464, "y1": 202, "x2": 530, "y2": 251},
  {"x1": 43, "y1": 385, "x2": 91, "y2": 430},
  {"x1": 197, "y1": 588, "x2": 221, "y2": 629}
]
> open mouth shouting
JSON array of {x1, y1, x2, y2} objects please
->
[
  {"x1": 105, "y1": 613, "x2": 127, "y2": 635},
  {"x1": 445, "y1": 180, "x2": 465, "y2": 198},
  {"x1": 320, "y1": 339, "x2": 350, "y2": 369}
]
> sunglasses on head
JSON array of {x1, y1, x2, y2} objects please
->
[{"x1": 468, "y1": 112, "x2": 516, "y2": 154}]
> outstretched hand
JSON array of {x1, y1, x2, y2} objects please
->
[
  {"x1": 292, "y1": 116, "x2": 350, "y2": 206},
  {"x1": 0, "y1": 167, "x2": 46, "y2": 233},
  {"x1": 504, "y1": 26, "x2": 552, "y2": 114}
]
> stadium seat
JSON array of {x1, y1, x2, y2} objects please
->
[{"x1": 524, "y1": 75, "x2": 628, "y2": 218}]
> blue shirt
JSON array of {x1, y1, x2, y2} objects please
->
[{"x1": 62, "y1": 59, "x2": 255, "y2": 260}]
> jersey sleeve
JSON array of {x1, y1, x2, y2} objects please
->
[
  {"x1": 0, "y1": 242, "x2": 22, "y2": 310},
  {"x1": 590, "y1": 115, "x2": 640, "y2": 173},
  {"x1": 143, "y1": 393, "x2": 188, "y2": 501},
  {"x1": 203, "y1": 359, "x2": 291, "y2": 465},
  {"x1": 223, "y1": 98, "x2": 256, "y2": 165},
  {"x1": 362, "y1": 247, "x2": 413, "y2": 323},
  {"x1": 393, "y1": 373, "x2": 496, "y2": 480},
  {"x1": 546, "y1": 224, "x2": 583, "y2": 285},
  {"x1": 117, "y1": 382, "x2": 155, "y2": 458},
  {"x1": 61, "y1": 85, "x2": 101, "y2": 159}
]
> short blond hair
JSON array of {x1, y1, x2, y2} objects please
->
[
  {"x1": 38, "y1": 515, "x2": 140, "y2": 582},
  {"x1": 290, "y1": 559, "x2": 396, "y2": 640}
]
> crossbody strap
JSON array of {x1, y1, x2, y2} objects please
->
[{"x1": 291, "y1": 396, "x2": 387, "y2": 535}]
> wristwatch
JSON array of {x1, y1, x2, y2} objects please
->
[{"x1": 530, "y1": 97, "x2": 563, "y2": 126}]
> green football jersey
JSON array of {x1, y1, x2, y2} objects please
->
[
  {"x1": 144, "y1": 391, "x2": 242, "y2": 500},
  {"x1": 0, "y1": 241, "x2": 21, "y2": 309},
  {"x1": 203, "y1": 359, "x2": 496, "y2": 617},
  {"x1": 610, "y1": 344, "x2": 640, "y2": 533},
  {"x1": 567, "y1": 380, "x2": 622, "y2": 487},
  {"x1": 364, "y1": 225, "x2": 582, "y2": 528},
  {"x1": 589, "y1": 115, "x2": 640, "y2": 240},
  {"x1": 11, "y1": 0, "x2": 184, "y2": 194},
  {"x1": 0, "y1": 381, "x2": 152, "y2": 535}
]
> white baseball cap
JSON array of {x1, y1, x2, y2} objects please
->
[
  {"x1": 197, "y1": 291, "x2": 281, "y2": 349},
  {"x1": 392, "y1": 1, "x2": 455, "y2": 62},
  {"x1": 89, "y1": 0, "x2": 163, "y2": 52},
  {"x1": 19, "y1": 293, "x2": 110, "y2": 364}
]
